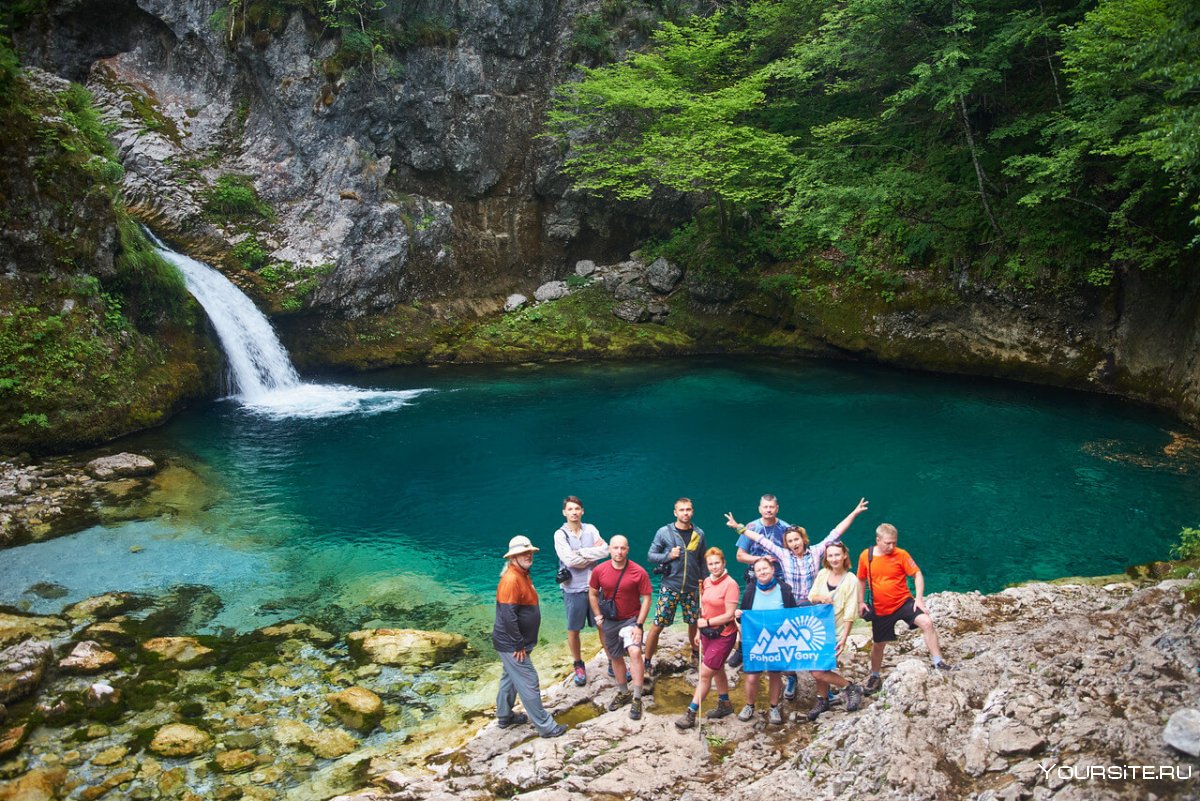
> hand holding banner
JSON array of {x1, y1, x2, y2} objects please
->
[{"x1": 741, "y1": 605, "x2": 838, "y2": 672}]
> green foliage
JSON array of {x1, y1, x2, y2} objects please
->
[
  {"x1": 204, "y1": 174, "x2": 274, "y2": 221},
  {"x1": 1173, "y1": 526, "x2": 1200, "y2": 561},
  {"x1": 565, "y1": 274, "x2": 590, "y2": 288},
  {"x1": 570, "y1": 13, "x2": 615, "y2": 62},
  {"x1": 112, "y1": 217, "x2": 189, "y2": 327},
  {"x1": 231, "y1": 238, "x2": 270, "y2": 270},
  {"x1": 549, "y1": 0, "x2": 1198, "y2": 285},
  {"x1": 256, "y1": 260, "x2": 335, "y2": 310}
]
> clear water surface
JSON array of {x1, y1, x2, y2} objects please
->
[{"x1": 4, "y1": 358, "x2": 1197, "y2": 636}]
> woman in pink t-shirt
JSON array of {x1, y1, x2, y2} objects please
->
[{"x1": 675, "y1": 547, "x2": 740, "y2": 730}]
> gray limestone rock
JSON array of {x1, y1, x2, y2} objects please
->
[
  {"x1": 612, "y1": 301, "x2": 650, "y2": 323},
  {"x1": 574, "y1": 259, "x2": 598, "y2": 277},
  {"x1": 85, "y1": 453, "x2": 156, "y2": 480},
  {"x1": 504, "y1": 294, "x2": 527, "y2": 312},
  {"x1": 646, "y1": 256, "x2": 683, "y2": 293},
  {"x1": 534, "y1": 281, "x2": 570, "y2": 302},
  {"x1": 1163, "y1": 708, "x2": 1200, "y2": 757}
]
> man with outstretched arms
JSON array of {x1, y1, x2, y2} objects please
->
[
  {"x1": 643, "y1": 497, "x2": 707, "y2": 672},
  {"x1": 588, "y1": 535, "x2": 653, "y2": 721},
  {"x1": 857, "y1": 523, "x2": 953, "y2": 694},
  {"x1": 729, "y1": 494, "x2": 791, "y2": 576},
  {"x1": 553, "y1": 496, "x2": 608, "y2": 686}
]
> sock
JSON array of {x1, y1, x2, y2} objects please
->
[
  {"x1": 719, "y1": 693, "x2": 730, "y2": 702},
  {"x1": 633, "y1": 685, "x2": 643, "y2": 701},
  {"x1": 688, "y1": 702, "x2": 698, "y2": 712},
  {"x1": 870, "y1": 671, "x2": 881, "y2": 678},
  {"x1": 932, "y1": 655, "x2": 945, "y2": 667},
  {"x1": 574, "y1": 660, "x2": 585, "y2": 668},
  {"x1": 616, "y1": 681, "x2": 628, "y2": 693},
  {"x1": 770, "y1": 703, "x2": 778, "y2": 710}
]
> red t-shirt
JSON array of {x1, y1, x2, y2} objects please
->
[
  {"x1": 857, "y1": 547, "x2": 919, "y2": 616},
  {"x1": 589, "y1": 560, "x2": 653, "y2": 620}
]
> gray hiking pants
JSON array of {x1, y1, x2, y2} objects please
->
[{"x1": 497, "y1": 649, "x2": 556, "y2": 735}]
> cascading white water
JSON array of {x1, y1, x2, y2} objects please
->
[{"x1": 147, "y1": 231, "x2": 429, "y2": 419}]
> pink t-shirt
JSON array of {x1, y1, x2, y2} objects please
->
[{"x1": 700, "y1": 572, "x2": 740, "y2": 636}]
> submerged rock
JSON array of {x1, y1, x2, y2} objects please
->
[
  {"x1": 64, "y1": 593, "x2": 140, "y2": 622},
  {"x1": 0, "y1": 640, "x2": 53, "y2": 704},
  {"x1": 0, "y1": 766, "x2": 67, "y2": 800},
  {"x1": 0, "y1": 723, "x2": 28, "y2": 760},
  {"x1": 346, "y1": 629, "x2": 467, "y2": 668},
  {"x1": 257, "y1": 622, "x2": 336, "y2": 646},
  {"x1": 148, "y1": 723, "x2": 211, "y2": 758},
  {"x1": 140, "y1": 636, "x2": 214, "y2": 666},
  {"x1": 327, "y1": 687, "x2": 384, "y2": 732},
  {"x1": 0, "y1": 612, "x2": 68, "y2": 649},
  {"x1": 302, "y1": 728, "x2": 359, "y2": 760},
  {"x1": 58, "y1": 641, "x2": 119, "y2": 674},
  {"x1": 214, "y1": 748, "x2": 258, "y2": 773}
]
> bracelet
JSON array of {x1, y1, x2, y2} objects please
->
[{"x1": 736, "y1": 525, "x2": 746, "y2": 534}]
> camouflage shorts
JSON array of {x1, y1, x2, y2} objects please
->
[{"x1": 652, "y1": 586, "x2": 700, "y2": 627}]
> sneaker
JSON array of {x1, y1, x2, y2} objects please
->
[
  {"x1": 705, "y1": 699, "x2": 734, "y2": 720},
  {"x1": 607, "y1": 690, "x2": 632, "y2": 711},
  {"x1": 606, "y1": 663, "x2": 632, "y2": 682},
  {"x1": 768, "y1": 705, "x2": 783, "y2": 725},
  {"x1": 541, "y1": 723, "x2": 568, "y2": 738},
  {"x1": 737, "y1": 704, "x2": 755, "y2": 722},
  {"x1": 497, "y1": 712, "x2": 528, "y2": 729},
  {"x1": 675, "y1": 708, "x2": 697, "y2": 730},
  {"x1": 783, "y1": 674, "x2": 797, "y2": 700},
  {"x1": 845, "y1": 683, "x2": 864, "y2": 712},
  {"x1": 573, "y1": 663, "x2": 587, "y2": 687},
  {"x1": 629, "y1": 698, "x2": 643, "y2": 720},
  {"x1": 864, "y1": 673, "x2": 883, "y2": 695},
  {"x1": 806, "y1": 696, "x2": 830, "y2": 722},
  {"x1": 933, "y1": 660, "x2": 956, "y2": 672},
  {"x1": 727, "y1": 648, "x2": 743, "y2": 668}
]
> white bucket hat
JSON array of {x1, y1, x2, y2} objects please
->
[{"x1": 503, "y1": 535, "x2": 540, "y2": 559}]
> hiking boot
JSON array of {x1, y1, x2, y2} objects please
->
[
  {"x1": 806, "y1": 696, "x2": 830, "y2": 721},
  {"x1": 541, "y1": 723, "x2": 568, "y2": 738},
  {"x1": 607, "y1": 690, "x2": 632, "y2": 711},
  {"x1": 675, "y1": 708, "x2": 697, "y2": 730},
  {"x1": 845, "y1": 683, "x2": 864, "y2": 712},
  {"x1": 573, "y1": 663, "x2": 587, "y2": 687},
  {"x1": 629, "y1": 698, "x2": 643, "y2": 720},
  {"x1": 705, "y1": 699, "x2": 734, "y2": 720},
  {"x1": 768, "y1": 705, "x2": 783, "y2": 725},
  {"x1": 607, "y1": 663, "x2": 632, "y2": 682},
  {"x1": 497, "y1": 712, "x2": 528, "y2": 729},
  {"x1": 737, "y1": 704, "x2": 755, "y2": 722},
  {"x1": 864, "y1": 673, "x2": 883, "y2": 695},
  {"x1": 783, "y1": 674, "x2": 797, "y2": 700},
  {"x1": 727, "y1": 647, "x2": 743, "y2": 668},
  {"x1": 933, "y1": 660, "x2": 956, "y2": 672}
]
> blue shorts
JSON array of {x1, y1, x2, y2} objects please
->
[{"x1": 563, "y1": 590, "x2": 594, "y2": 632}]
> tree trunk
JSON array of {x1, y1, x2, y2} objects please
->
[{"x1": 958, "y1": 93, "x2": 1003, "y2": 239}]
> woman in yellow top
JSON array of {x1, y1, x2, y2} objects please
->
[{"x1": 806, "y1": 541, "x2": 865, "y2": 720}]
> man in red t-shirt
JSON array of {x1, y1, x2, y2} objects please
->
[
  {"x1": 857, "y1": 523, "x2": 952, "y2": 694},
  {"x1": 589, "y1": 535, "x2": 653, "y2": 721}
]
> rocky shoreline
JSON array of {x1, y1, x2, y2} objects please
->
[{"x1": 2, "y1": 567, "x2": 1197, "y2": 801}]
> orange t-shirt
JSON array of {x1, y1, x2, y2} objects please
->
[{"x1": 857, "y1": 547, "x2": 919, "y2": 616}]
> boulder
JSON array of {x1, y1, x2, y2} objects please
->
[
  {"x1": 0, "y1": 639, "x2": 53, "y2": 704},
  {"x1": 257, "y1": 623, "x2": 336, "y2": 646},
  {"x1": 148, "y1": 723, "x2": 211, "y2": 758},
  {"x1": 302, "y1": 728, "x2": 359, "y2": 759},
  {"x1": 85, "y1": 453, "x2": 156, "y2": 480},
  {"x1": 503, "y1": 294, "x2": 527, "y2": 312},
  {"x1": 0, "y1": 767, "x2": 67, "y2": 801},
  {"x1": 326, "y1": 687, "x2": 384, "y2": 732},
  {"x1": 986, "y1": 717, "x2": 1045, "y2": 756},
  {"x1": 646, "y1": 257, "x2": 683, "y2": 293},
  {"x1": 574, "y1": 259, "x2": 598, "y2": 277},
  {"x1": 533, "y1": 281, "x2": 569, "y2": 302},
  {"x1": 141, "y1": 636, "x2": 214, "y2": 665},
  {"x1": 0, "y1": 612, "x2": 68, "y2": 648},
  {"x1": 64, "y1": 593, "x2": 139, "y2": 622},
  {"x1": 214, "y1": 748, "x2": 258, "y2": 773},
  {"x1": 1163, "y1": 708, "x2": 1200, "y2": 757},
  {"x1": 613, "y1": 301, "x2": 651, "y2": 323},
  {"x1": 346, "y1": 629, "x2": 468, "y2": 668},
  {"x1": 59, "y1": 641, "x2": 119, "y2": 674},
  {"x1": 686, "y1": 275, "x2": 735, "y2": 303},
  {"x1": 0, "y1": 723, "x2": 27, "y2": 759}
]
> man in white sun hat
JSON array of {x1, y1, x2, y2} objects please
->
[{"x1": 493, "y1": 535, "x2": 567, "y2": 738}]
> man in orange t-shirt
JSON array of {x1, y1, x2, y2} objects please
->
[{"x1": 856, "y1": 523, "x2": 952, "y2": 694}]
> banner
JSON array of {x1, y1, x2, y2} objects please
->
[{"x1": 741, "y1": 605, "x2": 838, "y2": 672}]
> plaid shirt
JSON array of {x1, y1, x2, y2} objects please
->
[{"x1": 756, "y1": 528, "x2": 843, "y2": 598}]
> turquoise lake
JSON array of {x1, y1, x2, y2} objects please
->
[{"x1": 4, "y1": 357, "x2": 1198, "y2": 638}]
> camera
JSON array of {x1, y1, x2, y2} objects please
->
[{"x1": 652, "y1": 563, "x2": 667, "y2": 576}]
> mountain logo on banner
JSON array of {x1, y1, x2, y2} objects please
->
[{"x1": 748, "y1": 615, "x2": 827, "y2": 661}]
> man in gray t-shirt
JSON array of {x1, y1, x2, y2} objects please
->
[
  {"x1": 553, "y1": 496, "x2": 608, "y2": 686},
  {"x1": 643, "y1": 497, "x2": 707, "y2": 670}
]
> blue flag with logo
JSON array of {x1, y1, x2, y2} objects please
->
[{"x1": 741, "y1": 605, "x2": 838, "y2": 672}]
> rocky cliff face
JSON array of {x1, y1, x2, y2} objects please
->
[{"x1": 8, "y1": 0, "x2": 1200, "y2": 445}]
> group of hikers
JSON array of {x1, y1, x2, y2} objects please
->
[{"x1": 492, "y1": 494, "x2": 954, "y2": 738}]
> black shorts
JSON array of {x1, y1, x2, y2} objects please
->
[{"x1": 871, "y1": 598, "x2": 924, "y2": 643}]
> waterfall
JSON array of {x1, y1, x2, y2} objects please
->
[{"x1": 148, "y1": 232, "x2": 429, "y2": 419}]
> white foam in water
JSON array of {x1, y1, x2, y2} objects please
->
[{"x1": 145, "y1": 229, "x2": 429, "y2": 418}]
